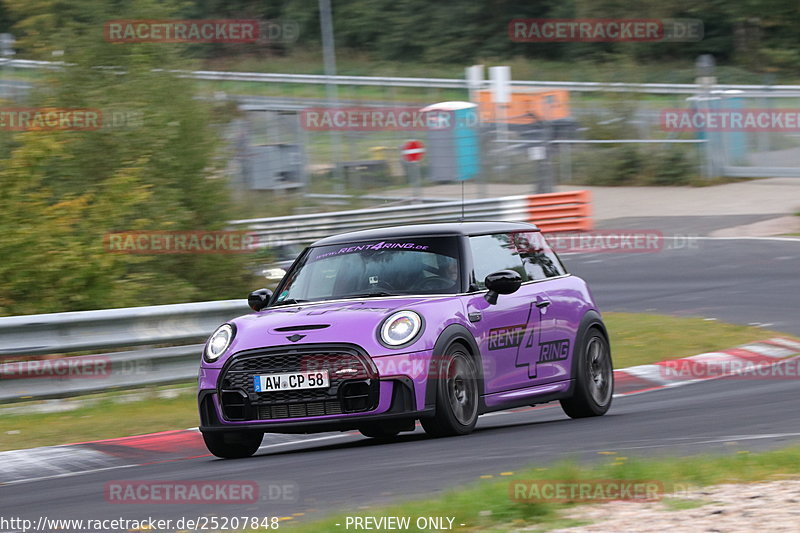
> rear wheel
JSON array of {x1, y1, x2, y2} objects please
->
[
  {"x1": 202, "y1": 430, "x2": 263, "y2": 459},
  {"x1": 421, "y1": 344, "x2": 479, "y2": 437},
  {"x1": 560, "y1": 329, "x2": 613, "y2": 418}
]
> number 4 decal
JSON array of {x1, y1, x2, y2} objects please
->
[{"x1": 515, "y1": 302, "x2": 540, "y2": 378}]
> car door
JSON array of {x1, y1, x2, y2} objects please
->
[
  {"x1": 465, "y1": 233, "x2": 550, "y2": 394},
  {"x1": 514, "y1": 231, "x2": 574, "y2": 384}
]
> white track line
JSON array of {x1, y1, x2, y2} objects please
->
[{"x1": 0, "y1": 464, "x2": 138, "y2": 486}]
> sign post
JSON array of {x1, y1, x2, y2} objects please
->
[
  {"x1": 490, "y1": 66, "x2": 511, "y2": 186},
  {"x1": 0, "y1": 34, "x2": 14, "y2": 102},
  {"x1": 401, "y1": 139, "x2": 425, "y2": 201}
]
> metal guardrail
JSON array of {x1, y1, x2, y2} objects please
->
[
  {"x1": 0, "y1": 192, "x2": 591, "y2": 402},
  {"x1": 230, "y1": 192, "x2": 593, "y2": 247},
  {"x1": 229, "y1": 195, "x2": 532, "y2": 248},
  {"x1": 513, "y1": 80, "x2": 800, "y2": 97},
  {"x1": 6, "y1": 58, "x2": 800, "y2": 97},
  {"x1": 181, "y1": 70, "x2": 470, "y2": 89},
  {"x1": 160, "y1": 71, "x2": 800, "y2": 97},
  {"x1": 0, "y1": 300, "x2": 250, "y2": 402},
  {"x1": 168, "y1": 69, "x2": 800, "y2": 96}
]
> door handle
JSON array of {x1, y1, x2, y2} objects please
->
[{"x1": 535, "y1": 300, "x2": 551, "y2": 309}]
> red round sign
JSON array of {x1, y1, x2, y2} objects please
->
[{"x1": 401, "y1": 139, "x2": 425, "y2": 163}]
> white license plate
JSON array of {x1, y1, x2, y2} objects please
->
[{"x1": 253, "y1": 370, "x2": 329, "y2": 392}]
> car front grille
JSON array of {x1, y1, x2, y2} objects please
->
[
  {"x1": 218, "y1": 344, "x2": 378, "y2": 421},
  {"x1": 257, "y1": 401, "x2": 343, "y2": 420}
]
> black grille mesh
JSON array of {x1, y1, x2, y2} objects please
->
[
  {"x1": 258, "y1": 401, "x2": 343, "y2": 420},
  {"x1": 219, "y1": 345, "x2": 376, "y2": 420}
]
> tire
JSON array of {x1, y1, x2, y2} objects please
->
[
  {"x1": 421, "y1": 344, "x2": 480, "y2": 437},
  {"x1": 202, "y1": 430, "x2": 263, "y2": 459},
  {"x1": 560, "y1": 329, "x2": 614, "y2": 418}
]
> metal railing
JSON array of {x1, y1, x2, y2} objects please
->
[
  {"x1": 6, "y1": 58, "x2": 800, "y2": 96},
  {"x1": 494, "y1": 138, "x2": 712, "y2": 181},
  {"x1": 0, "y1": 196, "x2": 529, "y2": 401},
  {"x1": 229, "y1": 191, "x2": 594, "y2": 247},
  {"x1": 0, "y1": 300, "x2": 250, "y2": 402},
  {"x1": 229, "y1": 195, "x2": 532, "y2": 248},
  {"x1": 0, "y1": 191, "x2": 594, "y2": 402}
]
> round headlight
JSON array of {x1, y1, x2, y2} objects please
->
[
  {"x1": 205, "y1": 324, "x2": 234, "y2": 362},
  {"x1": 380, "y1": 311, "x2": 423, "y2": 347}
]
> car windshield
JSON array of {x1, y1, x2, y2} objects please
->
[{"x1": 272, "y1": 237, "x2": 462, "y2": 304}]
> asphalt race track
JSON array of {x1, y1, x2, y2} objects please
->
[
  {"x1": 1, "y1": 237, "x2": 799, "y2": 527},
  {"x1": 567, "y1": 237, "x2": 800, "y2": 335}
]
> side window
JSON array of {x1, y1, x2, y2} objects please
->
[
  {"x1": 469, "y1": 234, "x2": 528, "y2": 289},
  {"x1": 514, "y1": 232, "x2": 567, "y2": 280}
]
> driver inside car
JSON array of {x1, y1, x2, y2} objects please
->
[{"x1": 415, "y1": 256, "x2": 458, "y2": 292}]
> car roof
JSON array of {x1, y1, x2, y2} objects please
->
[{"x1": 311, "y1": 221, "x2": 540, "y2": 247}]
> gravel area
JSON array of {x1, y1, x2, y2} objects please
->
[{"x1": 547, "y1": 479, "x2": 800, "y2": 533}]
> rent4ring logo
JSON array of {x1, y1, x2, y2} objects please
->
[
  {"x1": 539, "y1": 340, "x2": 570, "y2": 362},
  {"x1": 488, "y1": 325, "x2": 528, "y2": 351},
  {"x1": 509, "y1": 19, "x2": 703, "y2": 42}
]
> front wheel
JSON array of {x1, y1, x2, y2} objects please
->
[
  {"x1": 560, "y1": 329, "x2": 613, "y2": 418},
  {"x1": 421, "y1": 345, "x2": 480, "y2": 437},
  {"x1": 202, "y1": 430, "x2": 263, "y2": 459}
]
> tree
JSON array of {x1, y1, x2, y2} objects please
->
[{"x1": 0, "y1": 0, "x2": 255, "y2": 315}]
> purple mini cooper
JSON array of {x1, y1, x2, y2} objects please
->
[{"x1": 199, "y1": 222, "x2": 613, "y2": 458}]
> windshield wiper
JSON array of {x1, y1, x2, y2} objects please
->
[
  {"x1": 272, "y1": 298, "x2": 309, "y2": 306},
  {"x1": 346, "y1": 291, "x2": 398, "y2": 298}
]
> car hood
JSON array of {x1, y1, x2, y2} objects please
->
[{"x1": 208, "y1": 297, "x2": 450, "y2": 366}]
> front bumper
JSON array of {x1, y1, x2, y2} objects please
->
[
  {"x1": 199, "y1": 345, "x2": 434, "y2": 434},
  {"x1": 199, "y1": 378, "x2": 432, "y2": 434}
]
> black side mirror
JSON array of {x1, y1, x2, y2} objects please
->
[
  {"x1": 484, "y1": 270, "x2": 522, "y2": 305},
  {"x1": 248, "y1": 288, "x2": 274, "y2": 311}
]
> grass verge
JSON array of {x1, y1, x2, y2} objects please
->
[
  {"x1": 601, "y1": 312, "x2": 796, "y2": 369},
  {"x1": 0, "y1": 384, "x2": 198, "y2": 451},
  {"x1": 278, "y1": 445, "x2": 800, "y2": 532},
  {"x1": 0, "y1": 313, "x2": 796, "y2": 451}
]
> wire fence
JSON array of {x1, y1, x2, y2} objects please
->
[{"x1": 2, "y1": 59, "x2": 798, "y2": 201}]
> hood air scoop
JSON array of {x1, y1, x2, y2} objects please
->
[{"x1": 274, "y1": 324, "x2": 330, "y2": 332}]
